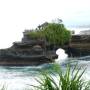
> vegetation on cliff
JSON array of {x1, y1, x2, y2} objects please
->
[{"x1": 27, "y1": 19, "x2": 71, "y2": 46}]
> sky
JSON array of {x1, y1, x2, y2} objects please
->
[{"x1": 0, "y1": 0, "x2": 90, "y2": 49}]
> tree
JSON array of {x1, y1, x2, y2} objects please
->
[
  {"x1": 27, "y1": 19, "x2": 71, "y2": 46},
  {"x1": 42, "y1": 22, "x2": 71, "y2": 46}
]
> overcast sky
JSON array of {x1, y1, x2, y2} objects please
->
[{"x1": 0, "y1": 0, "x2": 90, "y2": 48}]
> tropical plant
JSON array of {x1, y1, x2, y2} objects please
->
[
  {"x1": 27, "y1": 30, "x2": 44, "y2": 39},
  {"x1": 43, "y1": 23, "x2": 71, "y2": 46},
  {"x1": 31, "y1": 64, "x2": 90, "y2": 90},
  {"x1": 0, "y1": 85, "x2": 7, "y2": 90},
  {"x1": 27, "y1": 19, "x2": 71, "y2": 46}
]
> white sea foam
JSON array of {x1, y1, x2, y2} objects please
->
[{"x1": 55, "y1": 48, "x2": 68, "y2": 63}]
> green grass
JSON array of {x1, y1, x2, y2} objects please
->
[
  {"x1": 31, "y1": 64, "x2": 90, "y2": 90},
  {"x1": 0, "y1": 85, "x2": 7, "y2": 90},
  {"x1": 0, "y1": 64, "x2": 90, "y2": 90}
]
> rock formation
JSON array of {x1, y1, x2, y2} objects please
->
[
  {"x1": 0, "y1": 30, "x2": 57, "y2": 66},
  {"x1": 0, "y1": 30, "x2": 90, "y2": 66},
  {"x1": 66, "y1": 35, "x2": 90, "y2": 57}
]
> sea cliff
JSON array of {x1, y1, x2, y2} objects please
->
[
  {"x1": 0, "y1": 30, "x2": 90, "y2": 66},
  {"x1": 67, "y1": 35, "x2": 90, "y2": 57},
  {"x1": 0, "y1": 30, "x2": 57, "y2": 66}
]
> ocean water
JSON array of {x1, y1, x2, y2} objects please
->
[
  {"x1": 0, "y1": 56, "x2": 90, "y2": 90},
  {"x1": 0, "y1": 48, "x2": 90, "y2": 90}
]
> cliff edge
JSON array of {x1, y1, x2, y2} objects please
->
[{"x1": 0, "y1": 30, "x2": 57, "y2": 66}]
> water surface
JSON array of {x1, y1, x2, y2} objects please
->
[{"x1": 0, "y1": 56, "x2": 90, "y2": 90}]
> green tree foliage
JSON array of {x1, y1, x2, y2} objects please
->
[
  {"x1": 42, "y1": 22, "x2": 71, "y2": 46},
  {"x1": 27, "y1": 20, "x2": 71, "y2": 46},
  {"x1": 27, "y1": 30, "x2": 44, "y2": 39}
]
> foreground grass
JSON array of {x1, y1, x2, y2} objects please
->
[
  {"x1": 0, "y1": 85, "x2": 7, "y2": 90},
  {"x1": 0, "y1": 64, "x2": 90, "y2": 90},
  {"x1": 31, "y1": 64, "x2": 90, "y2": 90}
]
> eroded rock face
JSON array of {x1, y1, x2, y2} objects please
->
[
  {"x1": 0, "y1": 31, "x2": 90, "y2": 66},
  {"x1": 67, "y1": 35, "x2": 90, "y2": 57},
  {"x1": 0, "y1": 47, "x2": 57, "y2": 66},
  {"x1": 0, "y1": 31, "x2": 57, "y2": 66}
]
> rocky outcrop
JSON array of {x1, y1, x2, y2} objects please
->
[
  {"x1": 66, "y1": 35, "x2": 90, "y2": 57},
  {"x1": 0, "y1": 30, "x2": 57, "y2": 66},
  {"x1": 0, "y1": 30, "x2": 90, "y2": 66}
]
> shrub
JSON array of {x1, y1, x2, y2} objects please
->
[
  {"x1": 27, "y1": 20, "x2": 71, "y2": 46},
  {"x1": 43, "y1": 23, "x2": 71, "y2": 46},
  {"x1": 31, "y1": 64, "x2": 90, "y2": 90}
]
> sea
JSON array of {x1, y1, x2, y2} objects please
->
[{"x1": 0, "y1": 48, "x2": 90, "y2": 90}]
